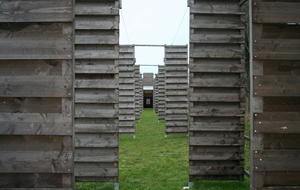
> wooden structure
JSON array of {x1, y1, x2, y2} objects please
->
[
  {"x1": 0, "y1": 0, "x2": 74, "y2": 188},
  {"x1": 250, "y1": 0, "x2": 300, "y2": 189},
  {"x1": 164, "y1": 45, "x2": 189, "y2": 135},
  {"x1": 154, "y1": 74, "x2": 159, "y2": 114},
  {"x1": 158, "y1": 66, "x2": 166, "y2": 121},
  {"x1": 119, "y1": 45, "x2": 136, "y2": 135},
  {"x1": 188, "y1": 0, "x2": 246, "y2": 184},
  {"x1": 74, "y1": 0, "x2": 120, "y2": 185},
  {"x1": 134, "y1": 65, "x2": 142, "y2": 121}
]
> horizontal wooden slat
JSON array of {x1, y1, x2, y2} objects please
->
[
  {"x1": 165, "y1": 127, "x2": 188, "y2": 133},
  {"x1": 253, "y1": 2, "x2": 300, "y2": 24},
  {"x1": 190, "y1": 166, "x2": 244, "y2": 175},
  {"x1": 75, "y1": 35, "x2": 118, "y2": 45},
  {"x1": 75, "y1": 79, "x2": 117, "y2": 88},
  {"x1": 75, "y1": 134, "x2": 118, "y2": 148},
  {"x1": 75, "y1": 109, "x2": 117, "y2": 118},
  {"x1": 190, "y1": 152, "x2": 243, "y2": 161},
  {"x1": 75, "y1": 148, "x2": 118, "y2": 162},
  {"x1": 75, "y1": 94, "x2": 118, "y2": 103},
  {"x1": 191, "y1": 34, "x2": 245, "y2": 44},
  {"x1": 74, "y1": 124, "x2": 118, "y2": 133},
  {"x1": 190, "y1": 19, "x2": 245, "y2": 29},
  {"x1": 190, "y1": 63, "x2": 245, "y2": 73},
  {"x1": 0, "y1": 0, "x2": 73, "y2": 22},
  {"x1": 190, "y1": 123, "x2": 244, "y2": 132},
  {"x1": 190, "y1": 78, "x2": 242, "y2": 88},
  {"x1": 0, "y1": 113, "x2": 71, "y2": 135},
  {"x1": 253, "y1": 112, "x2": 300, "y2": 134},
  {"x1": 0, "y1": 76, "x2": 71, "y2": 97},
  {"x1": 190, "y1": 3, "x2": 244, "y2": 15},
  {"x1": 75, "y1": 167, "x2": 118, "y2": 177},
  {"x1": 190, "y1": 107, "x2": 244, "y2": 117},
  {"x1": 0, "y1": 151, "x2": 72, "y2": 173},
  {"x1": 190, "y1": 48, "x2": 244, "y2": 58},
  {"x1": 253, "y1": 76, "x2": 300, "y2": 97},
  {"x1": 75, "y1": 17, "x2": 118, "y2": 30},
  {"x1": 253, "y1": 150, "x2": 300, "y2": 171},
  {"x1": 75, "y1": 4, "x2": 119, "y2": 15},
  {"x1": 190, "y1": 93, "x2": 241, "y2": 102},
  {"x1": 0, "y1": 39, "x2": 72, "y2": 60},
  {"x1": 253, "y1": 39, "x2": 300, "y2": 60},
  {"x1": 190, "y1": 136, "x2": 244, "y2": 146},
  {"x1": 75, "y1": 50, "x2": 118, "y2": 59}
]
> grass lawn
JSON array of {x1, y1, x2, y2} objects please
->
[{"x1": 76, "y1": 109, "x2": 250, "y2": 190}]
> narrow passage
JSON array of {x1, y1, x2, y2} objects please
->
[{"x1": 119, "y1": 109, "x2": 189, "y2": 190}]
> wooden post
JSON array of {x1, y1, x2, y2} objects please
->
[
  {"x1": 189, "y1": 0, "x2": 246, "y2": 183},
  {"x1": 0, "y1": 0, "x2": 74, "y2": 188},
  {"x1": 250, "y1": 0, "x2": 300, "y2": 189}
]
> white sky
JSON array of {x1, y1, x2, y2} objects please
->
[{"x1": 120, "y1": 0, "x2": 189, "y2": 75}]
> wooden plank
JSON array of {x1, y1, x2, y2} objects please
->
[
  {"x1": 190, "y1": 47, "x2": 244, "y2": 58},
  {"x1": 190, "y1": 78, "x2": 243, "y2": 88},
  {"x1": 190, "y1": 137, "x2": 244, "y2": 146},
  {"x1": 253, "y1": 2, "x2": 300, "y2": 24},
  {"x1": 75, "y1": 4, "x2": 119, "y2": 15},
  {"x1": 190, "y1": 152, "x2": 243, "y2": 161},
  {"x1": 75, "y1": 50, "x2": 118, "y2": 59},
  {"x1": 190, "y1": 19, "x2": 244, "y2": 29},
  {"x1": 75, "y1": 148, "x2": 118, "y2": 162},
  {"x1": 190, "y1": 93, "x2": 241, "y2": 102},
  {"x1": 253, "y1": 112, "x2": 300, "y2": 134},
  {"x1": 0, "y1": 0, "x2": 73, "y2": 22},
  {"x1": 190, "y1": 3, "x2": 244, "y2": 15},
  {"x1": 75, "y1": 17, "x2": 118, "y2": 30},
  {"x1": 191, "y1": 34, "x2": 245, "y2": 44},
  {"x1": 190, "y1": 166, "x2": 244, "y2": 175},
  {"x1": 75, "y1": 79, "x2": 117, "y2": 88},
  {"x1": 0, "y1": 151, "x2": 73, "y2": 173},
  {"x1": 190, "y1": 123, "x2": 244, "y2": 132},
  {"x1": 75, "y1": 134, "x2": 118, "y2": 148},
  {"x1": 0, "y1": 113, "x2": 71, "y2": 135},
  {"x1": 0, "y1": 39, "x2": 72, "y2": 60},
  {"x1": 75, "y1": 94, "x2": 118, "y2": 103},
  {"x1": 0, "y1": 173, "x2": 72, "y2": 188},
  {"x1": 74, "y1": 124, "x2": 118, "y2": 133},
  {"x1": 253, "y1": 76, "x2": 300, "y2": 97},
  {"x1": 190, "y1": 108, "x2": 244, "y2": 117},
  {"x1": 75, "y1": 109, "x2": 117, "y2": 118},
  {"x1": 75, "y1": 34, "x2": 118, "y2": 45},
  {"x1": 75, "y1": 167, "x2": 118, "y2": 177},
  {"x1": 0, "y1": 76, "x2": 71, "y2": 97},
  {"x1": 190, "y1": 63, "x2": 245, "y2": 73},
  {"x1": 253, "y1": 150, "x2": 300, "y2": 171},
  {"x1": 253, "y1": 39, "x2": 300, "y2": 60}
]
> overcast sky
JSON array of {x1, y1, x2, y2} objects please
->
[{"x1": 120, "y1": 0, "x2": 189, "y2": 75}]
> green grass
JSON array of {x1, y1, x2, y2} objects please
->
[{"x1": 76, "y1": 109, "x2": 250, "y2": 190}]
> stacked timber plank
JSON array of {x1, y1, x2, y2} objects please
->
[
  {"x1": 0, "y1": 0, "x2": 74, "y2": 188},
  {"x1": 119, "y1": 45, "x2": 136, "y2": 135},
  {"x1": 158, "y1": 66, "x2": 166, "y2": 121},
  {"x1": 250, "y1": 0, "x2": 300, "y2": 189},
  {"x1": 164, "y1": 45, "x2": 189, "y2": 135},
  {"x1": 154, "y1": 74, "x2": 159, "y2": 114},
  {"x1": 74, "y1": 0, "x2": 120, "y2": 184},
  {"x1": 134, "y1": 66, "x2": 142, "y2": 121},
  {"x1": 189, "y1": 0, "x2": 245, "y2": 183}
]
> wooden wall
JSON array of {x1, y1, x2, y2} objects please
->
[
  {"x1": 164, "y1": 45, "x2": 189, "y2": 135},
  {"x1": 134, "y1": 66, "x2": 142, "y2": 121},
  {"x1": 158, "y1": 66, "x2": 166, "y2": 121},
  {"x1": 119, "y1": 45, "x2": 136, "y2": 136},
  {"x1": 0, "y1": 0, "x2": 74, "y2": 188},
  {"x1": 74, "y1": 0, "x2": 120, "y2": 183},
  {"x1": 188, "y1": 0, "x2": 246, "y2": 182},
  {"x1": 250, "y1": 0, "x2": 300, "y2": 189}
]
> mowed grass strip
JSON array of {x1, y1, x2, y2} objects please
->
[{"x1": 119, "y1": 109, "x2": 189, "y2": 190}]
